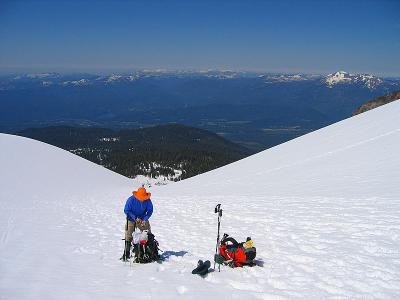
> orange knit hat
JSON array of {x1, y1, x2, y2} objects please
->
[{"x1": 133, "y1": 186, "x2": 151, "y2": 201}]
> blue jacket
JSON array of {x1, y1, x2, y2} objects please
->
[{"x1": 124, "y1": 195, "x2": 153, "y2": 222}]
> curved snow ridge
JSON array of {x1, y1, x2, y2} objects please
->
[{"x1": 0, "y1": 133, "x2": 132, "y2": 195}]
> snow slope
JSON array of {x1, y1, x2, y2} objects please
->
[{"x1": 1, "y1": 100, "x2": 400, "y2": 299}]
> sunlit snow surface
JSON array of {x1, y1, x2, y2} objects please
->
[{"x1": 1, "y1": 101, "x2": 399, "y2": 299}]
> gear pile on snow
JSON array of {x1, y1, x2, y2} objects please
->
[
  {"x1": 213, "y1": 204, "x2": 257, "y2": 269},
  {"x1": 132, "y1": 230, "x2": 160, "y2": 263},
  {"x1": 215, "y1": 234, "x2": 256, "y2": 267}
]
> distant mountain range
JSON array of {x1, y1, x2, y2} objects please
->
[
  {"x1": 2, "y1": 70, "x2": 400, "y2": 150},
  {"x1": 18, "y1": 124, "x2": 253, "y2": 181},
  {"x1": 1, "y1": 70, "x2": 395, "y2": 90},
  {"x1": 260, "y1": 70, "x2": 387, "y2": 89}
]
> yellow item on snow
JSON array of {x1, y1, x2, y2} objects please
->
[{"x1": 243, "y1": 239, "x2": 254, "y2": 248}]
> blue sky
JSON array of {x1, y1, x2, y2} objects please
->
[{"x1": 0, "y1": 0, "x2": 399, "y2": 76}]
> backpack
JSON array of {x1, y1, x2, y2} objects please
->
[
  {"x1": 216, "y1": 234, "x2": 256, "y2": 267},
  {"x1": 132, "y1": 231, "x2": 160, "y2": 263}
]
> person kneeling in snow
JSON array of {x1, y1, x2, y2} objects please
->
[{"x1": 121, "y1": 186, "x2": 153, "y2": 261}]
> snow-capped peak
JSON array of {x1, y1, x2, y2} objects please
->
[
  {"x1": 325, "y1": 71, "x2": 352, "y2": 85},
  {"x1": 262, "y1": 73, "x2": 318, "y2": 83},
  {"x1": 26, "y1": 73, "x2": 56, "y2": 79},
  {"x1": 127, "y1": 75, "x2": 139, "y2": 81},
  {"x1": 106, "y1": 75, "x2": 123, "y2": 82},
  {"x1": 104, "y1": 74, "x2": 141, "y2": 83},
  {"x1": 12, "y1": 73, "x2": 60, "y2": 80},
  {"x1": 325, "y1": 71, "x2": 383, "y2": 89},
  {"x1": 62, "y1": 79, "x2": 90, "y2": 86}
]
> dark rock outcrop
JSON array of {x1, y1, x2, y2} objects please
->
[{"x1": 352, "y1": 91, "x2": 400, "y2": 116}]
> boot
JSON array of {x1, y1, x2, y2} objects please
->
[{"x1": 120, "y1": 241, "x2": 131, "y2": 261}]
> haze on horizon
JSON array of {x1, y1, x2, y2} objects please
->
[{"x1": 0, "y1": 0, "x2": 399, "y2": 76}]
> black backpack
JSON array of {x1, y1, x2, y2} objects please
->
[{"x1": 133, "y1": 232, "x2": 160, "y2": 263}]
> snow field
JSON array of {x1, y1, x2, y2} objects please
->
[{"x1": 1, "y1": 100, "x2": 400, "y2": 299}]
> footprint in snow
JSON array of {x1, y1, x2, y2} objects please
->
[
  {"x1": 176, "y1": 285, "x2": 188, "y2": 295},
  {"x1": 157, "y1": 265, "x2": 165, "y2": 272},
  {"x1": 148, "y1": 276, "x2": 162, "y2": 283}
]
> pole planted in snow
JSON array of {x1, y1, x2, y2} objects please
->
[{"x1": 214, "y1": 204, "x2": 222, "y2": 272}]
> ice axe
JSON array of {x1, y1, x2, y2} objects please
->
[{"x1": 213, "y1": 204, "x2": 223, "y2": 272}]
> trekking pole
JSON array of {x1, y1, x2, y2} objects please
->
[
  {"x1": 214, "y1": 204, "x2": 223, "y2": 272},
  {"x1": 130, "y1": 221, "x2": 136, "y2": 267},
  {"x1": 122, "y1": 216, "x2": 128, "y2": 262}
]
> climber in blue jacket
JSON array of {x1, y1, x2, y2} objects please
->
[{"x1": 121, "y1": 186, "x2": 153, "y2": 261}]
